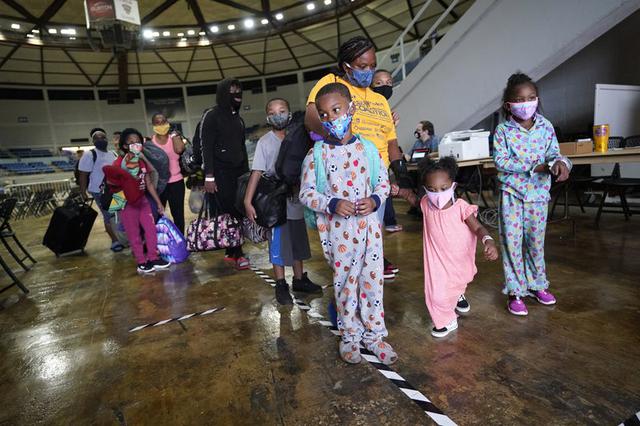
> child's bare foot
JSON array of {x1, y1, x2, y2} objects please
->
[
  {"x1": 364, "y1": 339, "x2": 398, "y2": 365},
  {"x1": 339, "y1": 340, "x2": 362, "y2": 364}
]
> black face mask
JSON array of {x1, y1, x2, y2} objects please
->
[
  {"x1": 372, "y1": 85, "x2": 393, "y2": 100},
  {"x1": 231, "y1": 92, "x2": 242, "y2": 110},
  {"x1": 94, "y1": 138, "x2": 109, "y2": 152}
]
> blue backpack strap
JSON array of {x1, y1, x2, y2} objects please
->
[
  {"x1": 312, "y1": 141, "x2": 326, "y2": 193},
  {"x1": 357, "y1": 136, "x2": 380, "y2": 190}
]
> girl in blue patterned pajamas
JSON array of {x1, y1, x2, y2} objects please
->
[
  {"x1": 300, "y1": 82, "x2": 396, "y2": 365},
  {"x1": 493, "y1": 73, "x2": 572, "y2": 316}
]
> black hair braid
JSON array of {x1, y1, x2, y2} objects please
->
[
  {"x1": 418, "y1": 156, "x2": 459, "y2": 184},
  {"x1": 336, "y1": 36, "x2": 375, "y2": 76},
  {"x1": 501, "y1": 72, "x2": 541, "y2": 118}
]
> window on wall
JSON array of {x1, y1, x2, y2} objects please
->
[
  {"x1": 98, "y1": 89, "x2": 141, "y2": 104},
  {"x1": 266, "y1": 74, "x2": 298, "y2": 92},
  {"x1": 144, "y1": 87, "x2": 183, "y2": 99},
  {"x1": 242, "y1": 79, "x2": 263, "y2": 94},
  {"x1": 187, "y1": 84, "x2": 217, "y2": 96},
  {"x1": 48, "y1": 90, "x2": 95, "y2": 100},
  {"x1": 0, "y1": 88, "x2": 44, "y2": 100},
  {"x1": 303, "y1": 67, "x2": 333, "y2": 82}
]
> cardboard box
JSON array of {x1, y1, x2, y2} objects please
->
[{"x1": 559, "y1": 140, "x2": 593, "y2": 155}]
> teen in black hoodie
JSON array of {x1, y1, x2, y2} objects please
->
[{"x1": 201, "y1": 78, "x2": 250, "y2": 269}]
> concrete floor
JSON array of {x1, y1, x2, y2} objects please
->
[{"x1": 1, "y1": 199, "x2": 639, "y2": 425}]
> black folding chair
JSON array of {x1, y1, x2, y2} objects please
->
[
  {"x1": 595, "y1": 135, "x2": 640, "y2": 227},
  {"x1": 0, "y1": 198, "x2": 36, "y2": 271}
]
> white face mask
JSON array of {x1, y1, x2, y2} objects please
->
[{"x1": 425, "y1": 183, "x2": 456, "y2": 209}]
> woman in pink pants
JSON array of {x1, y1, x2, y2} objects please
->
[{"x1": 115, "y1": 128, "x2": 171, "y2": 274}]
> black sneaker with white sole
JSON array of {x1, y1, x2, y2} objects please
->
[
  {"x1": 431, "y1": 319, "x2": 458, "y2": 338},
  {"x1": 456, "y1": 294, "x2": 470, "y2": 313},
  {"x1": 150, "y1": 258, "x2": 171, "y2": 271},
  {"x1": 137, "y1": 262, "x2": 154, "y2": 274}
]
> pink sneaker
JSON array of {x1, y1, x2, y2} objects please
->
[
  {"x1": 531, "y1": 289, "x2": 556, "y2": 305},
  {"x1": 508, "y1": 296, "x2": 528, "y2": 316}
]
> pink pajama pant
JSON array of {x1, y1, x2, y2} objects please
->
[{"x1": 121, "y1": 196, "x2": 158, "y2": 264}]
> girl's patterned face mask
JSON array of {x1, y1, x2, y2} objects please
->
[{"x1": 509, "y1": 98, "x2": 538, "y2": 120}]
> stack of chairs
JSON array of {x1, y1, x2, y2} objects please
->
[{"x1": 0, "y1": 198, "x2": 36, "y2": 295}]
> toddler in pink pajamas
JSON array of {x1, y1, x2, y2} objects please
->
[{"x1": 397, "y1": 157, "x2": 498, "y2": 337}]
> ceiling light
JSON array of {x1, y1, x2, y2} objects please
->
[
  {"x1": 275, "y1": 13, "x2": 284, "y2": 20},
  {"x1": 26, "y1": 34, "x2": 34, "y2": 38},
  {"x1": 261, "y1": 18, "x2": 269, "y2": 25},
  {"x1": 210, "y1": 25, "x2": 219, "y2": 33},
  {"x1": 187, "y1": 30, "x2": 195, "y2": 36},
  {"x1": 177, "y1": 40, "x2": 187, "y2": 47},
  {"x1": 152, "y1": 31, "x2": 160, "y2": 37},
  {"x1": 32, "y1": 29, "x2": 40, "y2": 34},
  {"x1": 180, "y1": 37, "x2": 187, "y2": 41},
  {"x1": 48, "y1": 28, "x2": 57, "y2": 34},
  {"x1": 324, "y1": 0, "x2": 332, "y2": 4},
  {"x1": 60, "y1": 28, "x2": 76, "y2": 35},
  {"x1": 199, "y1": 38, "x2": 210, "y2": 46},
  {"x1": 177, "y1": 32, "x2": 184, "y2": 37},
  {"x1": 306, "y1": 3, "x2": 315, "y2": 10},
  {"x1": 162, "y1": 31, "x2": 170, "y2": 36},
  {"x1": 150, "y1": 39, "x2": 155, "y2": 42},
  {"x1": 11, "y1": 23, "x2": 20, "y2": 30},
  {"x1": 227, "y1": 24, "x2": 235, "y2": 30},
  {"x1": 243, "y1": 19, "x2": 254, "y2": 29},
  {"x1": 199, "y1": 31, "x2": 206, "y2": 35},
  {"x1": 143, "y1": 29, "x2": 153, "y2": 39},
  {"x1": 69, "y1": 36, "x2": 76, "y2": 40}
]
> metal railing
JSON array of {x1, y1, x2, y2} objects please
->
[
  {"x1": 379, "y1": 0, "x2": 462, "y2": 80},
  {"x1": 4, "y1": 179, "x2": 74, "y2": 219}
]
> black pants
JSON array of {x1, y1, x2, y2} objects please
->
[
  {"x1": 160, "y1": 180, "x2": 185, "y2": 235},
  {"x1": 383, "y1": 197, "x2": 397, "y2": 226}
]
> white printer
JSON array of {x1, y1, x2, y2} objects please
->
[{"x1": 438, "y1": 130, "x2": 490, "y2": 161}]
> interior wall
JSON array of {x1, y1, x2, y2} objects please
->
[{"x1": 536, "y1": 9, "x2": 640, "y2": 138}]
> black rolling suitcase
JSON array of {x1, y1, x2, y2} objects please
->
[{"x1": 43, "y1": 197, "x2": 98, "y2": 256}]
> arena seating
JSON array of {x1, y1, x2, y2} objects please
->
[
  {"x1": 51, "y1": 160, "x2": 75, "y2": 172},
  {"x1": 0, "y1": 162, "x2": 55, "y2": 175},
  {"x1": 8, "y1": 148, "x2": 54, "y2": 158}
]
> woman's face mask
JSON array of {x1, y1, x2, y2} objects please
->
[
  {"x1": 267, "y1": 112, "x2": 291, "y2": 130},
  {"x1": 425, "y1": 183, "x2": 456, "y2": 209},
  {"x1": 153, "y1": 123, "x2": 170, "y2": 136},
  {"x1": 345, "y1": 63, "x2": 375, "y2": 88}
]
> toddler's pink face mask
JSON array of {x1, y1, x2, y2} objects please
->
[{"x1": 426, "y1": 183, "x2": 456, "y2": 209}]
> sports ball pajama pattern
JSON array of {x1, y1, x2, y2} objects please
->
[{"x1": 300, "y1": 138, "x2": 390, "y2": 346}]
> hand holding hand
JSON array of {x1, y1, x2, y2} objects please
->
[
  {"x1": 335, "y1": 200, "x2": 356, "y2": 217},
  {"x1": 484, "y1": 240, "x2": 499, "y2": 261},
  {"x1": 356, "y1": 198, "x2": 376, "y2": 216}
]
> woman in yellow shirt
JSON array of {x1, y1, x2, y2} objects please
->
[{"x1": 305, "y1": 35, "x2": 411, "y2": 281}]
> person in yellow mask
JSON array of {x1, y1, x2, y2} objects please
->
[{"x1": 150, "y1": 113, "x2": 186, "y2": 234}]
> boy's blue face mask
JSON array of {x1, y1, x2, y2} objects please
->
[
  {"x1": 321, "y1": 105, "x2": 353, "y2": 140},
  {"x1": 345, "y1": 63, "x2": 374, "y2": 88}
]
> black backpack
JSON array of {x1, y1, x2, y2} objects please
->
[
  {"x1": 275, "y1": 113, "x2": 313, "y2": 187},
  {"x1": 74, "y1": 149, "x2": 96, "y2": 182}
]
